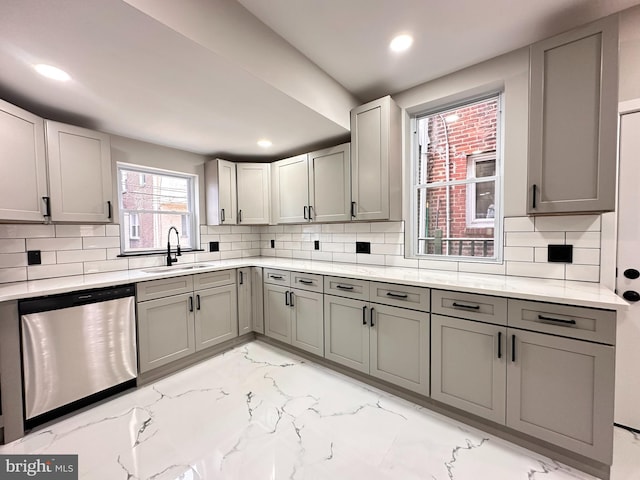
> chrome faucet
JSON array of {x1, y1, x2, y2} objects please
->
[{"x1": 167, "y1": 226, "x2": 182, "y2": 266}]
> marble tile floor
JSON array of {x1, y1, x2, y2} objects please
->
[{"x1": 1, "y1": 341, "x2": 639, "y2": 480}]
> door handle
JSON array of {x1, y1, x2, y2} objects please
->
[
  {"x1": 239, "y1": 271, "x2": 243, "y2": 285},
  {"x1": 188, "y1": 296, "x2": 194, "y2": 312},
  {"x1": 107, "y1": 200, "x2": 112, "y2": 219},
  {"x1": 370, "y1": 307, "x2": 375, "y2": 327},
  {"x1": 308, "y1": 205, "x2": 314, "y2": 220},
  {"x1": 221, "y1": 208, "x2": 225, "y2": 222},
  {"x1": 537, "y1": 314, "x2": 576, "y2": 325},
  {"x1": 298, "y1": 279, "x2": 313, "y2": 285},
  {"x1": 196, "y1": 294, "x2": 201, "y2": 310},
  {"x1": 452, "y1": 302, "x2": 480, "y2": 310},
  {"x1": 285, "y1": 291, "x2": 290, "y2": 306},
  {"x1": 238, "y1": 209, "x2": 242, "y2": 223},
  {"x1": 290, "y1": 291, "x2": 294, "y2": 307},
  {"x1": 303, "y1": 206, "x2": 308, "y2": 220},
  {"x1": 351, "y1": 201, "x2": 356, "y2": 218},
  {"x1": 386, "y1": 292, "x2": 408, "y2": 299},
  {"x1": 362, "y1": 305, "x2": 367, "y2": 325},
  {"x1": 336, "y1": 284, "x2": 354, "y2": 291},
  {"x1": 511, "y1": 334, "x2": 516, "y2": 362},
  {"x1": 42, "y1": 196, "x2": 51, "y2": 217},
  {"x1": 497, "y1": 331, "x2": 502, "y2": 359},
  {"x1": 532, "y1": 184, "x2": 537, "y2": 209}
]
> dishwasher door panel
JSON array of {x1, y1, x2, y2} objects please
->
[{"x1": 21, "y1": 296, "x2": 136, "y2": 420}]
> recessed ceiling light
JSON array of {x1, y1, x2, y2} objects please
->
[
  {"x1": 445, "y1": 114, "x2": 460, "y2": 123},
  {"x1": 390, "y1": 34, "x2": 413, "y2": 52},
  {"x1": 257, "y1": 139, "x2": 272, "y2": 148},
  {"x1": 33, "y1": 64, "x2": 71, "y2": 82}
]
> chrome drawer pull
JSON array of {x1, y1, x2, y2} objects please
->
[
  {"x1": 537, "y1": 314, "x2": 576, "y2": 325},
  {"x1": 452, "y1": 302, "x2": 480, "y2": 310},
  {"x1": 336, "y1": 285, "x2": 354, "y2": 290},
  {"x1": 298, "y1": 279, "x2": 313, "y2": 285},
  {"x1": 386, "y1": 292, "x2": 408, "y2": 299}
]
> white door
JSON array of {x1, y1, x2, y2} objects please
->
[{"x1": 615, "y1": 109, "x2": 640, "y2": 430}]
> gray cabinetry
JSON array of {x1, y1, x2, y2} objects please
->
[
  {"x1": 251, "y1": 267, "x2": 264, "y2": 333},
  {"x1": 237, "y1": 267, "x2": 252, "y2": 336},
  {"x1": 136, "y1": 270, "x2": 238, "y2": 373},
  {"x1": 350, "y1": 96, "x2": 401, "y2": 221},
  {"x1": 528, "y1": 16, "x2": 618, "y2": 214},
  {"x1": 271, "y1": 154, "x2": 309, "y2": 224},
  {"x1": 308, "y1": 143, "x2": 351, "y2": 223},
  {"x1": 263, "y1": 270, "x2": 324, "y2": 355},
  {"x1": 324, "y1": 278, "x2": 430, "y2": 395},
  {"x1": 237, "y1": 163, "x2": 270, "y2": 224},
  {"x1": 0, "y1": 99, "x2": 47, "y2": 222},
  {"x1": 205, "y1": 158, "x2": 237, "y2": 225},
  {"x1": 46, "y1": 121, "x2": 113, "y2": 223}
]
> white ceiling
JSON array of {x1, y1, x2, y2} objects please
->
[{"x1": 0, "y1": 0, "x2": 639, "y2": 160}]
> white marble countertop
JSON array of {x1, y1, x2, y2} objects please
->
[{"x1": 0, "y1": 257, "x2": 628, "y2": 311}]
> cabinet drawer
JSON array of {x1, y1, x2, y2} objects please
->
[
  {"x1": 264, "y1": 269, "x2": 290, "y2": 286},
  {"x1": 291, "y1": 271, "x2": 323, "y2": 293},
  {"x1": 324, "y1": 276, "x2": 369, "y2": 301},
  {"x1": 370, "y1": 282, "x2": 430, "y2": 312},
  {"x1": 432, "y1": 290, "x2": 507, "y2": 326},
  {"x1": 193, "y1": 269, "x2": 236, "y2": 290},
  {"x1": 508, "y1": 299, "x2": 616, "y2": 345},
  {"x1": 137, "y1": 275, "x2": 194, "y2": 302}
]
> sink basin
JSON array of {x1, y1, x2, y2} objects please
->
[{"x1": 142, "y1": 264, "x2": 212, "y2": 274}]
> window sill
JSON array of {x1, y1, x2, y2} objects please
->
[{"x1": 117, "y1": 249, "x2": 204, "y2": 258}]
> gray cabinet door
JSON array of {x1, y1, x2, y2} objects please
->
[
  {"x1": 323, "y1": 295, "x2": 369, "y2": 374},
  {"x1": 506, "y1": 329, "x2": 615, "y2": 464},
  {"x1": 528, "y1": 17, "x2": 618, "y2": 214},
  {"x1": 217, "y1": 159, "x2": 237, "y2": 225},
  {"x1": 431, "y1": 315, "x2": 506, "y2": 423},
  {"x1": 272, "y1": 154, "x2": 309, "y2": 223},
  {"x1": 0, "y1": 99, "x2": 47, "y2": 222},
  {"x1": 46, "y1": 121, "x2": 113, "y2": 222},
  {"x1": 237, "y1": 268, "x2": 252, "y2": 336},
  {"x1": 350, "y1": 96, "x2": 401, "y2": 221},
  {"x1": 251, "y1": 267, "x2": 265, "y2": 333},
  {"x1": 369, "y1": 304, "x2": 429, "y2": 395},
  {"x1": 137, "y1": 293, "x2": 195, "y2": 373},
  {"x1": 264, "y1": 283, "x2": 292, "y2": 343},
  {"x1": 194, "y1": 284, "x2": 238, "y2": 351},
  {"x1": 290, "y1": 288, "x2": 324, "y2": 356},
  {"x1": 237, "y1": 163, "x2": 270, "y2": 225},
  {"x1": 308, "y1": 143, "x2": 351, "y2": 223}
]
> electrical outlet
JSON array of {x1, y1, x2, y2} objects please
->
[
  {"x1": 314, "y1": 240, "x2": 320, "y2": 250},
  {"x1": 548, "y1": 244, "x2": 573, "y2": 263},
  {"x1": 356, "y1": 241, "x2": 371, "y2": 254},
  {"x1": 209, "y1": 241, "x2": 219, "y2": 252},
  {"x1": 27, "y1": 250, "x2": 42, "y2": 265},
  {"x1": 270, "y1": 239, "x2": 275, "y2": 248}
]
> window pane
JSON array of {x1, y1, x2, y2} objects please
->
[
  {"x1": 122, "y1": 211, "x2": 192, "y2": 252},
  {"x1": 475, "y1": 159, "x2": 496, "y2": 178},
  {"x1": 475, "y1": 180, "x2": 495, "y2": 219}
]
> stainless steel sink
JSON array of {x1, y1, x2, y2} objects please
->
[{"x1": 142, "y1": 264, "x2": 212, "y2": 273}]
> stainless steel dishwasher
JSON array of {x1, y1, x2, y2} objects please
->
[{"x1": 19, "y1": 284, "x2": 137, "y2": 428}]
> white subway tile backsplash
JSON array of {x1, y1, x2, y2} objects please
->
[
  {"x1": 506, "y1": 262, "x2": 564, "y2": 280},
  {"x1": 106, "y1": 248, "x2": 121, "y2": 260},
  {"x1": 291, "y1": 250, "x2": 312, "y2": 260},
  {"x1": 276, "y1": 233, "x2": 292, "y2": 242},
  {"x1": 128, "y1": 256, "x2": 165, "y2": 269},
  {"x1": 384, "y1": 233, "x2": 404, "y2": 244},
  {"x1": 323, "y1": 243, "x2": 344, "y2": 253},
  {"x1": 195, "y1": 252, "x2": 221, "y2": 262},
  {"x1": 41, "y1": 252, "x2": 57, "y2": 265},
  {"x1": 27, "y1": 237, "x2": 83, "y2": 251},
  {"x1": 0, "y1": 239, "x2": 25, "y2": 253},
  {"x1": 84, "y1": 259, "x2": 129, "y2": 274},
  {"x1": 220, "y1": 251, "x2": 242, "y2": 260},
  {"x1": 82, "y1": 236, "x2": 120, "y2": 249},
  {"x1": 231, "y1": 225, "x2": 252, "y2": 234},
  {"x1": 220, "y1": 233, "x2": 242, "y2": 243},
  {"x1": 0, "y1": 224, "x2": 54, "y2": 238},
  {"x1": 418, "y1": 259, "x2": 459, "y2": 272},
  {"x1": 344, "y1": 223, "x2": 371, "y2": 233},
  {"x1": 534, "y1": 247, "x2": 548, "y2": 263},
  {"x1": 504, "y1": 217, "x2": 535, "y2": 232},
  {"x1": 369, "y1": 221, "x2": 404, "y2": 233},
  {"x1": 371, "y1": 243, "x2": 403, "y2": 255},
  {"x1": 282, "y1": 241, "x2": 302, "y2": 250},
  {"x1": 535, "y1": 215, "x2": 601, "y2": 232},
  {"x1": 505, "y1": 231, "x2": 564, "y2": 247},
  {"x1": 0, "y1": 253, "x2": 26, "y2": 268},
  {"x1": 208, "y1": 225, "x2": 231, "y2": 234},
  {"x1": 274, "y1": 249, "x2": 293, "y2": 258},
  {"x1": 356, "y1": 232, "x2": 386, "y2": 243},
  {"x1": 504, "y1": 247, "x2": 534, "y2": 262},
  {"x1": 57, "y1": 249, "x2": 106, "y2": 264},
  {"x1": 242, "y1": 233, "x2": 260, "y2": 242},
  {"x1": 301, "y1": 224, "x2": 321, "y2": 234},
  {"x1": 344, "y1": 243, "x2": 356, "y2": 253},
  {"x1": 56, "y1": 225, "x2": 106, "y2": 237},
  {"x1": 311, "y1": 251, "x2": 332, "y2": 261},
  {"x1": 321, "y1": 224, "x2": 344, "y2": 233},
  {"x1": 566, "y1": 231, "x2": 601, "y2": 248},
  {"x1": 265, "y1": 225, "x2": 284, "y2": 233},
  {"x1": 332, "y1": 253, "x2": 357, "y2": 264},
  {"x1": 27, "y1": 263, "x2": 83, "y2": 280},
  {"x1": 332, "y1": 233, "x2": 357, "y2": 243},
  {"x1": 242, "y1": 248, "x2": 261, "y2": 258},
  {"x1": 356, "y1": 254, "x2": 385, "y2": 265},
  {"x1": 458, "y1": 262, "x2": 506, "y2": 275},
  {"x1": 283, "y1": 225, "x2": 303, "y2": 233},
  {"x1": 105, "y1": 224, "x2": 120, "y2": 237},
  {"x1": 573, "y1": 248, "x2": 600, "y2": 265},
  {"x1": 0, "y1": 267, "x2": 27, "y2": 283},
  {"x1": 385, "y1": 256, "x2": 419, "y2": 268},
  {"x1": 566, "y1": 264, "x2": 600, "y2": 282}
]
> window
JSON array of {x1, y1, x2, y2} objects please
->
[
  {"x1": 118, "y1": 164, "x2": 197, "y2": 254},
  {"x1": 412, "y1": 94, "x2": 502, "y2": 260}
]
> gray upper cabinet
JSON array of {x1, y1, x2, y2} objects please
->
[
  {"x1": 46, "y1": 121, "x2": 113, "y2": 223},
  {"x1": 308, "y1": 143, "x2": 351, "y2": 223},
  {"x1": 0, "y1": 99, "x2": 48, "y2": 222},
  {"x1": 237, "y1": 163, "x2": 270, "y2": 225},
  {"x1": 271, "y1": 154, "x2": 309, "y2": 224},
  {"x1": 528, "y1": 16, "x2": 618, "y2": 214},
  {"x1": 350, "y1": 96, "x2": 402, "y2": 221},
  {"x1": 205, "y1": 158, "x2": 237, "y2": 225}
]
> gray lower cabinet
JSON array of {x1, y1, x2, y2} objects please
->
[
  {"x1": 324, "y1": 294, "x2": 429, "y2": 395},
  {"x1": 237, "y1": 267, "x2": 252, "y2": 336},
  {"x1": 137, "y1": 293, "x2": 196, "y2": 373},
  {"x1": 251, "y1": 267, "x2": 264, "y2": 333},
  {"x1": 431, "y1": 314, "x2": 506, "y2": 423},
  {"x1": 506, "y1": 329, "x2": 615, "y2": 464},
  {"x1": 264, "y1": 283, "x2": 291, "y2": 343},
  {"x1": 194, "y1": 284, "x2": 238, "y2": 351}
]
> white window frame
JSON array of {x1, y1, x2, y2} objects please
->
[
  {"x1": 409, "y1": 92, "x2": 504, "y2": 262},
  {"x1": 466, "y1": 152, "x2": 497, "y2": 228},
  {"x1": 117, "y1": 163, "x2": 198, "y2": 255}
]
